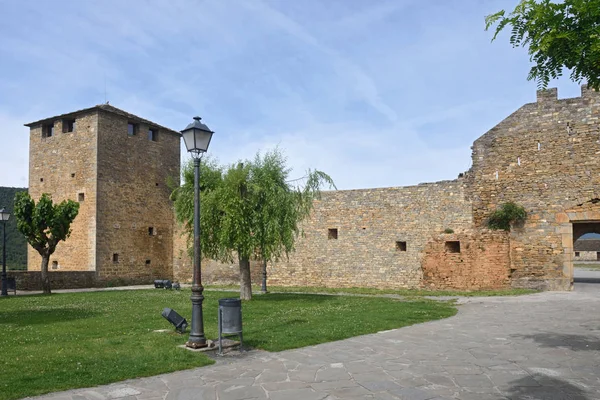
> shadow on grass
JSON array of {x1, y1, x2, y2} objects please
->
[
  {"x1": 514, "y1": 333, "x2": 600, "y2": 352},
  {"x1": 505, "y1": 374, "x2": 590, "y2": 400},
  {"x1": 0, "y1": 308, "x2": 98, "y2": 326}
]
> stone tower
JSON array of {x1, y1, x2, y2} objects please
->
[{"x1": 24, "y1": 104, "x2": 180, "y2": 283}]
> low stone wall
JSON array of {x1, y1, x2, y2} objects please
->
[
  {"x1": 421, "y1": 230, "x2": 511, "y2": 290},
  {"x1": 3, "y1": 271, "x2": 158, "y2": 291}
]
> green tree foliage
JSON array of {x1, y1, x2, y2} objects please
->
[
  {"x1": 485, "y1": 0, "x2": 600, "y2": 90},
  {"x1": 172, "y1": 149, "x2": 335, "y2": 300},
  {"x1": 487, "y1": 202, "x2": 527, "y2": 231},
  {"x1": 0, "y1": 187, "x2": 28, "y2": 269},
  {"x1": 13, "y1": 192, "x2": 80, "y2": 294}
]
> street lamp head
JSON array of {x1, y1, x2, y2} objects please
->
[
  {"x1": 181, "y1": 116, "x2": 214, "y2": 159},
  {"x1": 0, "y1": 208, "x2": 9, "y2": 222}
]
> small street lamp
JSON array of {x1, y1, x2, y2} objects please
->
[
  {"x1": 181, "y1": 116, "x2": 214, "y2": 348},
  {"x1": 0, "y1": 207, "x2": 10, "y2": 297}
]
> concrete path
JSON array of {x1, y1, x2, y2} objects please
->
[{"x1": 28, "y1": 284, "x2": 600, "y2": 400}]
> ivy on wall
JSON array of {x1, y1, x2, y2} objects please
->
[{"x1": 487, "y1": 202, "x2": 527, "y2": 231}]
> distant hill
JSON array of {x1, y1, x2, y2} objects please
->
[{"x1": 0, "y1": 187, "x2": 28, "y2": 270}]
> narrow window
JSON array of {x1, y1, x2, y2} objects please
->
[
  {"x1": 495, "y1": 171, "x2": 499, "y2": 180},
  {"x1": 113, "y1": 253, "x2": 119, "y2": 263},
  {"x1": 575, "y1": 252, "x2": 580, "y2": 257},
  {"x1": 537, "y1": 142, "x2": 541, "y2": 151},
  {"x1": 145, "y1": 259, "x2": 151, "y2": 265},
  {"x1": 517, "y1": 157, "x2": 521, "y2": 166},
  {"x1": 42, "y1": 123, "x2": 54, "y2": 138},
  {"x1": 78, "y1": 193, "x2": 85, "y2": 202},
  {"x1": 40, "y1": 178, "x2": 44, "y2": 182},
  {"x1": 71, "y1": 173, "x2": 75, "y2": 178},
  {"x1": 51, "y1": 261, "x2": 59, "y2": 270},
  {"x1": 396, "y1": 241, "x2": 407, "y2": 251},
  {"x1": 148, "y1": 128, "x2": 158, "y2": 141},
  {"x1": 328, "y1": 228, "x2": 338, "y2": 240},
  {"x1": 445, "y1": 241, "x2": 461, "y2": 253},
  {"x1": 63, "y1": 119, "x2": 76, "y2": 133},
  {"x1": 148, "y1": 227, "x2": 154, "y2": 236},
  {"x1": 127, "y1": 122, "x2": 138, "y2": 136}
]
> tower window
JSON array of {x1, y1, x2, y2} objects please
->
[
  {"x1": 148, "y1": 227, "x2": 154, "y2": 236},
  {"x1": 148, "y1": 128, "x2": 158, "y2": 141},
  {"x1": 128, "y1": 122, "x2": 138, "y2": 136},
  {"x1": 51, "y1": 261, "x2": 59, "y2": 270},
  {"x1": 445, "y1": 241, "x2": 461, "y2": 253},
  {"x1": 113, "y1": 253, "x2": 119, "y2": 263},
  {"x1": 328, "y1": 228, "x2": 338, "y2": 240},
  {"x1": 42, "y1": 123, "x2": 54, "y2": 138},
  {"x1": 71, "y1": 173, "x2": 75, "y2": 178},
  {"x1": 396, "y1": 241, "x2": 407, "y2": 251},
  {"x1": 145, "y1": 259, "x2": 151, "y2": 265},
  {"x1": 40, "y1": 178, "x2": 44, "y2": 182},
  {"x1": 63, "y1": 119, "x2": 76, "y2": 133},
  {"x1": 78, "y1": 193, "x2": 85, "y2": 202}
]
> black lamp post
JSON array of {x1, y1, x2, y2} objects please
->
[
  {"x1": 0, "y1": 207, "x2": 10, "y2": 297},
  {"x1": 181, "y1": 116, "x2": 214, "y2": 349}
]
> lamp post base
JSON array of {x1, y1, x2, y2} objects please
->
[{"x1": 185, "y1": 340, "x2": 209, "y2": 349}]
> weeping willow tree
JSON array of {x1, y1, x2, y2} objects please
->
[{"x1": 172, "y1": 149, "x2": 335, "y2": 300}]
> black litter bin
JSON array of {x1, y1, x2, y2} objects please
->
[{"x1": 218, "y1": 298, "x2": 243, "y2": 354}]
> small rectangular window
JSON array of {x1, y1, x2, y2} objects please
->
[
  {"x1": 145, "y1": 259, "x2": 151, "y2": 265},
  {"x1": 128, "y1": 122, "x2": 138, "y2": 136},
  {"x1": 42, "y1": 123, "x2": 54, "y2": 138},
  {"x1": 148, "y1": 128, "x2": 158, "y2": 141},
  {"x1": 445, "y1": 241, "x2": 461, "y2": 253},
  {"x1": 63, "y1": 119, "x2": 76, "y2": 133},
  {"x1": 396, "y1": 241, "x2": 407, "y2": 251},
  {"x1": 113, "y1": 253, "x2": 119, "y2": 263},
  {"x1": 328, "y1": 228, "x2": 338, "y2": 240},
  {"x1": 575, "y1": 251, "x2": 580, "y2": 257},
  {"x1": 71, "y1": 173, "x2": 75, "y2": 178},
  {"x1": 40, "y1": 178, "x2": 44, "y2": 182},
  {"x1": 51, "y1": 261, "x2": 59, "y2": 270},
  {"x1": 148, "y1": 227, "x2": 154, "y2": 236},
  {"x1": 78, "y1": 193, "x2": 85, "y2": 202}
]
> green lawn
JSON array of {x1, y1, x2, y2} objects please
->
[
  {"x1": 574, "y1": 263, "x2": 600, "y2": 270},
  {"x1": 0, "y1": 289, "x2": 456, "y2": 400},
  {"x1": 207, "y1": 285, "x2": 538, "y2": 297}
]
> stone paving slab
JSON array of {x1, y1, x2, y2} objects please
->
[{"x1": 21, "y1": 283, "x2": 600, "y2": 400}]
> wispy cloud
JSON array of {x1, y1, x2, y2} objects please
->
[{"x1": 0, "y1": 0, "x2": 583, "y2": 190}]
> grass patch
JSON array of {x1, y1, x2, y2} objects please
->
[
  {"x1": 206, "y1": 285, "x2": 537, "y2": 297},
  {"x1": 574, "y1": 263, "x2": 600, "y2": 270},
  {"x1": 0, "y1": 289, "x2": 456, "y2": 400}
]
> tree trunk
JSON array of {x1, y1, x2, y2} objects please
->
[
  {"x1": 40, "y1": 254, "x2": 52, "y2": 294},
  {"x1": 239, "y1": 256, "x2": 252, "y2": 300}
]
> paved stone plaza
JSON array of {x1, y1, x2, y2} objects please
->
[{"x1": 30, "y1": 283, "x2": 600, "y2": 400}]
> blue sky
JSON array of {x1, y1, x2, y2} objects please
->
[{"x1": 0, "y1": 0, "x2": 585, "y2": 190}]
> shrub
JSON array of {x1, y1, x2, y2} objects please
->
[
  {"x1": 487, "y1": 202, "x2": 527, "y2": 231},
  {"x1": 443, "y1": 228, "x2": 454, "y2": 234}
]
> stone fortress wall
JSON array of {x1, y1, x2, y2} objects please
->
[
  {"x1": 176, "y1": 85, "x2": 599, "y2": 291},
  {"x1": 21, "y1": 86, "x2": 600, "y2": 291}
]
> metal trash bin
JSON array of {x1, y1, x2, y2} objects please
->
[{"x1": 218, "y1": 298, "x2": 243, "y2": 355}]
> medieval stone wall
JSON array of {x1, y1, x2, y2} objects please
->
[
  {"x1": 267, "y1": 180, "x2": 473, "y2": 289},
  {"x1": 95, "y1": 110, "x2": 179, "y2": 282},
  {"x1": 421, "y1": 230, "x2": 511, "y2": 290},
  {"x1": 468, "y1": 86, "x2": 600, "y2": 290},
  {"x1": 27, "y1": 114, "x2": 98, "y2": 272}
]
